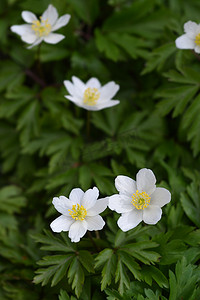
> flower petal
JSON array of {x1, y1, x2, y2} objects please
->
[
  {"x1": 50, "y1": 215, "x2": 74, "y2": 232},
  {"x1": 21, "y1": 33, "x2": 37, "y2": 44},
  {"x1": 10, "y1": 24, "x2": 33, "y2": 36},
  {"x1": 42, "y1": 4, "x2": 58, "y2": 26},
  {"x1": 100, "y1": 82, "x2": 119, "y2": 100},
  {"x1": 52, "y1": 196, "x2": 72, "y2": 215},
  {"x1": 136, "y1": 168, "x2": 156, "y2": 195},
  {"x1": 27, "y1": 37, "x2": 43, "y2": 49},
  {"x1": 86, "y1": 215, "x2": 105, "y2": 231},
  {"x1": 21, "y1": 11, "x2": 37, "y2": 23},
  {"x1": 72, "y1": 76, "x2": 86, "y2": 93},
  {"x1": 184, "y1": 21, "x2": 200, "y2": 38},
  {"x1": 143, "y1": 205, "x2": 162, "y2": 225},
  {"x1": 86, "y1": 78, "x2": 101, "y2": 89},
  {"x1": 115, "y1": 175, "x2": 136, "y2": 196},
  {"x1": 64, "y1": 80, "x2": 83, "y2": 100},
  {"x1": 95, "y1": 100, "x2": 120, "y2": 110},
  {"x1": 194, "y1": 45, "x2": 200, "y2": 53},
  {"x1": 52, "y1": 14, "x2": 71, "y2": 31},
  {"x1": 81, "y1": 187, "x2": 99, "y2": 210},
  {"x1": 117, "y1": 210, "x2": 143, "y2": 232},
  {"x1": 109, "y1": 194, "x2": 133, "y2": 213},
  {"x1": 68, "y1": 220, "x2": 87, "y2": 242},
  {"x1": 69, "y1": 188, "x2": 84, "y2": 205},
  {"x1": 150, "y1": 187, "x2": 171, "y2": 208},
  {"x1": 87, "y1": 197, "x2": 108, "y2": 216},
  {"x1": 175, "y1": 34, "x2": 194, "y2": 49},
  {"x1": 43, "y1": 33, "x2": 65, "y2": 44}
]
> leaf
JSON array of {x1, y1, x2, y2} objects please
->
[
  {"x1": 142, "y1": 265, "x2": 169, "y2": 288},
  {"x1": 68, "y1": 257, "x2": 85, "y2": 297},
  {"x1": 34, "y1": 254, "x2": 74, "y2": 286},
  {"x1": 122, "y1": 241, "x2": 160, "y2": 265},
  {"x1": 180, "y1": 182, "x2": 200, "y2": 227}
]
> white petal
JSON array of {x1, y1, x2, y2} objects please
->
[
  {"x1": 100, "y1": 82, "x2": 119, "y2": 100},
  {"x1": 68, "y1": 220, "x2": 87, "y2": 242},
  {"x1": 136, "y1": 168, "x2": 156, "y2": 195},
  {"x1": 42, "y1": 4, "x2": 58, "y2": 26},
  {"x1": 115, "y1": 175, "x2": 136, "y2": 196},
  {"x1": 117, "y1": 210, "x2": 143, "y2": 232},
  {"x1": 72, "y1": 76, "x2": 86, "y2": 92},
  {"x1": 10, "y1": 24, "x2": 33, "y2": 36},
  {"x1": 50, "y1": 215, "x2": 74, "y2": 232},
  {"x1": 95, "y1": 100, "x2": 120, "y2": 110},
  {"x1": 150, "y1": 187, "x2": 171, "y2": 208},
  {"x1": 21, "y1": 11, "x2": 37, "y2": 23},
  {"x1": 184, "y1": 21, "x2": 199, "y2": 38},
  {"x1": 64, "y1": 80, "x2": 83, "y2": 99},
  {"x1": 143, "y1": 205, "x2": 162, "y2": 225},
  {"x1": 109, "y1": 194, "x2": 133, "y2": 213},
  {"x1": 52, "y1": 14, "x2": 71, "y2": 31},
  {"x1": 21, "y1": 33, "x2": 37, "y2": 44},
  {"x1": 86, "y1": 78, "x2": 101, "y2": 89},
  {"x1": 86, "y1": 215, "x2": 105, "y2": 231},
  {"x1": 65, "y1": 95, "x2": 82, "y2": 106},
  {"x1": 194, "y1": 45, "x2": 200, "y2": 53},
  {"x1": 27, "y1": 37, "x2": 43, "y2": 49},
  {"x1": 43, "y1": 33, "x2": 65, "y2": 44},
  {"x1": 52, "y1": 196, "x2": 72, "y2": 215},
  {"x1": 69, "y1": 188, "x2": 84, "y2": 205},
  {"x1": 87, "y1": 197, "x2": 108, "y2": 216},
  {"x1": 175, "y1": 34, "x2": 194, "y2": 49},
  {"x1": 81, "y1": 187, "x2": 99, "y2": 210}
]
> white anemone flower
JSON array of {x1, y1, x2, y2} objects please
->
[
  {"x1": 64, "y1": 76, "x2": 120, "y2": 111},
  {"x1": 10, "y1": 4, "x2": 71, "y2": 49},
  {"x1": 108, "y1": 168, "x2": 171, "y2": 231},
  {"x1": 175, "y1": 21, "x2": 200, "y2": 54},
  {"x1": 50, "y1": 187, "x2": 108, "y2": 242}
]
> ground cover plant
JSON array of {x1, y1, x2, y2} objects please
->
[{"x1": 1, "y1": 0, "x2": 200, "y2": 299}]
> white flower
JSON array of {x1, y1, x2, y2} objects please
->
[
  {"x1": 10, "y1": 4, "x2": 71, "y2": 49},
  {"x1": 175, "y1": 21, "x2": 200, "y2": 54},
  {"x1": 50, "y1": 187, "x2": 108, "y2": 242},
  {"x1": 64, "y1": 76, "x2": 120, "y2": 111},
  {"x1": 108, "y1": 168, "x2": 171, "y2": 231}
]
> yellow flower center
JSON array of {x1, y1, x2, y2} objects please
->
[
  {"x1": 68, "y1": 204, "x2": 87, "y2": 221},
  {"x1": 31, "y1": 17, "x2": 51, "y2": 37},
  {"x1": 83, "y1": 87, "x2": 100, "y2": 106},
  {"x1": 195, "y1": 33, "x2": 200, "y2": 46},
  {"x1": 131, "y1": 190, "x2": 151, "y2": 210}
]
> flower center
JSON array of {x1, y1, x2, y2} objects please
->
[
  {"x1": 131, "y1": 190, "x2": 151, "y2": 210},
  {"x1": 68, "y1": 204, "x2": 87, "y2": 221},
  {"x1": 195, "y1": 33, "x2": 200, "y2": 46},
  {"x1": 31, "y1": 17, "x2": 51, "y2": 37},
  {"x1": 83, "y1": 88, "x2": 100, "y2": 106}
]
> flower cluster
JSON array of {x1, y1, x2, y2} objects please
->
[
  {"x1": 51, "y1": 168, "x2": 171, "y2": 242},
  {"x1": 11, "y1": 5, "x2": 172, "y2": 243}
]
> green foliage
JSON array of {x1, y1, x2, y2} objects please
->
[{"x1": 1, "y1": 0, "x2": 200, "y2": 299}]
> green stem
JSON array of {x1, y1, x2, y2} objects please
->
[
  {"x1": 86, "y1": 110, "x2": 91, "y2": 139},
  {"x1": 88, "y1": 232, "x2": 100, "y2": 252}
]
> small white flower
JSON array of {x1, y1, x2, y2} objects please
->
[
  {"x1": 50, "y1": 187, "x2": 108, "y2": 242},
  {"x1": 108, "y1": 168, "x2": 171, "y2": 231},
  {"x1": 175, "y1": 21, "x2": 200, "y2": 54},
  {"x1": 10, "y1": 4, "x2": 71, "y2": 49},
  {"x1": 64, "y1": 76, "x2": 120, "y2": 111}
]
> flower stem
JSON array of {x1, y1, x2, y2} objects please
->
[
  {"x1": 86, "y1": 110, "x2": 91, "y2": 139},
  {"x1": 36, "y1": 44, "x2": 44, "y2": 80},
  {"x1": 87, "y1": 232, "x2": 100, "y2": 252}
]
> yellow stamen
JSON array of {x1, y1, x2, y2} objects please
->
[
  {"x1": 83, "y1": 87, "x2": 100, "y2": 106},
  {"x1": 68, "y1": 204, "x2": 87, "y2": 221},
  {"x1": 31, "y1": 17, "x2": 51, "y2": 37},
  {"x1": 131, "y1": 190, "x2": 151, "y2": 210},
  {"x1": 195, "y1": 33, "x2": 200, "y2": 46}
]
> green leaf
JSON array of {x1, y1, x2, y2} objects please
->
[
  {"x1": 68, "y1": 257, "x2": 85, "y2": 297},
  {"x1": 180, "y1": 182, "x2": 200, "y2": 227}
]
